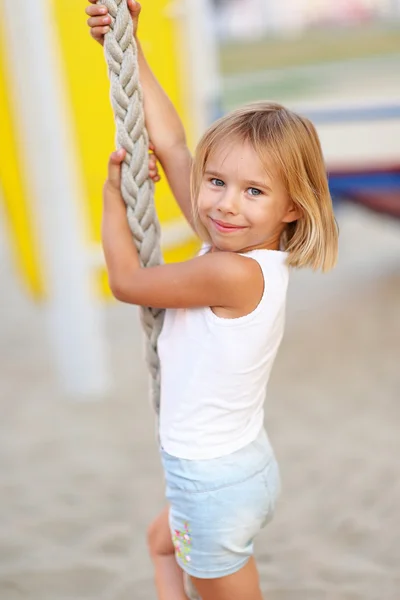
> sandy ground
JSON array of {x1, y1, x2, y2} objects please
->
[{"x1": 1, "y1": 202, "x2": 399, "y2": 600}]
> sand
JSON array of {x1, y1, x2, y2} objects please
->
[{"x1": 1, "y1": 203, "x2": 399, "y2": 600}]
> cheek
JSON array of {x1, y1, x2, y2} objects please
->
[
  {"x1": 246, "y1": 202, "x2": 272, "y2": 225},
  {"x1": 197, "y1": 191, "x2": 211, "y2": 215},
  {"x1": 257, "y1": 195, "x2": 290, "y2": 223},
  {"x1": 195, "y1": 198, "x2": 208, "y2": 229}
]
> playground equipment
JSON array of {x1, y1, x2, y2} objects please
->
[
  {"x1": 0, "y1": 0, "x2": 219, "y2": 398},
  {"x1": 2, "y1": 0, "x2": 110, "y2": 397},
  {"x1": 329, "y1": 165, "x2": 400, "y2": 219},
  {"x1": 304, "y1": 102, "x2": 400, "y2": 218},
  {"x1": 100, "y1": 3, "x2": 203, "y2": 596},
  {"x1": 100, "y1": 0, "x2": 165, "y2": 410}
]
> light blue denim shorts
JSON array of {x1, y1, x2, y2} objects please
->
[{"x1": 160, "y1": 428, "x2": 281, "y2": 579}]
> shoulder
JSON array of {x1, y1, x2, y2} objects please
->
[
  {"x1": 196, "y1": 251, "x2": 264, "y2": 288},
  {"x1": 198, "y1": 251, "x2": 264, "y2": 317}
]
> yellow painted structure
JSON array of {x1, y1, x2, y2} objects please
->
[
  {"x1": 0, "y1": 0, "x2": 198, "y2": 299},
  {"x1": 0, "y1": 26, "x2": 45, "y2": 298}
]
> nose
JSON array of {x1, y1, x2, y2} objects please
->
[{"x1": 216, "y1": 188, "x2": 239, "y2": 215}]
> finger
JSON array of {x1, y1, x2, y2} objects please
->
[
  {"x1": 128, "y1": 0, "x2": 141, "y2": 16},
  {"x1": 87, "y1": 15, "x2": 111, "y2": 28},
  {"x1": 148, "y1": 155, "x2": 157, "y2": 168},
  {"x1": 90, "y1": 26, "x2": 110, "y2": 40},
  {"x1": 85, "y1": 4, "x2": 108, "y2": 16},
  {"x1": 108, "y1": 149, "x2": 126, "y2": 188},
  {"x1": 128, "y1": 0, "x2": 140, "y2": 11},
  {"x1": 149, "y1": 165, "x2": 160, "y2": 176},
  {"x1": 149, "y1": 141, "x2": 155, "y2": 152}
]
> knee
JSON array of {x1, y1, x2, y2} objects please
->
[
  {"x1": 147, "y1": 507, "x2": 175, "y2": 560},
  {"x1": 147, "y1": 518, "x2": 172, "y2": 559},
  {"x1": 147, "y1": 519, "x2": 159, "y2": 558}
]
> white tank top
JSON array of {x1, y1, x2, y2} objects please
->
[{"x1": 158, "y1": 246, "x2": 289, "y2": 460}]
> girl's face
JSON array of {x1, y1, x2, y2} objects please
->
[{"x1": 197, "y1": 141, "x2": 299, "y2": 253}]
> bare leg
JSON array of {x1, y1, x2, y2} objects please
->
[
  {"x1": 191, "y1": 557, "x2": 263, "y2": 600},
  {"x1": 147, "y1": 506, "x2": 188, "y2": 600}
]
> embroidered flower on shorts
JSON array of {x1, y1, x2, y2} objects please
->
[{"x1": 172, "y1": 521, "x2": 192, "y2": 563}]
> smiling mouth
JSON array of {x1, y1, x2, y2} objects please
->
[{"x1": 209, "y1": 217, "x2": 247, "y2": 233}]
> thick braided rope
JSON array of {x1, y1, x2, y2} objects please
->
[
  {"x1": 99, "y1": 4, "x2": 200, "y2": 598},
  {"x1": 99, "y1": 0, "x2": 164, "y2": 412}
]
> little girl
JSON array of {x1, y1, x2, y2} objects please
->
[{"x1": 86, "y1": 2, "x2": 338, "y2": 599}]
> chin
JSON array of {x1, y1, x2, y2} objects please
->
[{"x1": 211, "y1": 237, "x2": 240, "y2": 253}]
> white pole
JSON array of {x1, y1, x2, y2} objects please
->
[
  {"x1": 3, "y1": 0, "x2": 110, "y2": 398},
  {"x1": 174, "y1": 0, "x2": 222, "y2": 141}
]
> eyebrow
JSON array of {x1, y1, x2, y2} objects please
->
[
  {"x1": 245, "y1": 179, "x2": 272, "y2": 191},
  {"x1": 204, "y1": 170, "x2": 272, "y2": 192},
  {"x1": 204, "y1": 169, "x2": 224, "y2": 179}
]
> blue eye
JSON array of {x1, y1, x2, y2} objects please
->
[
  {"x1": 210, "y1": 178, "x2": 225, "y2": 187},
  {"x1": 248, "y1": 187, "x2": 262, "y2": 196}
]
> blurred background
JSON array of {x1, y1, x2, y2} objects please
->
[{"x1": 0, "y1": 0, "x2": 399, "y2": 598}]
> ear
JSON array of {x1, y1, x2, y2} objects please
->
[{"x1": 282, "y1": 200, "x2": 302, "y2": 224}]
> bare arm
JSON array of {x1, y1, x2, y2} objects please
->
[
  {"x1": 136, "y1": 40, "x2": 194, "y2": 227},
  {"x1": 102, "y1": 152, "x2": 263, "y2": 311},
  {"x1": 86, "y1": 0, "x2": 193, "y2": 227}
]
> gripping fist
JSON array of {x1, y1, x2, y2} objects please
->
[
  {"x1": 105, "y1": 146, "x2": 159, "y2": 202},
  {"x1": 86, "y1": 0, "x2": 141, "y2": 45}
]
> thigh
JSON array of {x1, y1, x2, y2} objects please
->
[{"x1": 191, "y1": 557, "x2": 263, "y2": 600}]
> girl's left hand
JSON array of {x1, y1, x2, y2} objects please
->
[
  {"x1": 103, "y1": 149, "x2": 127, "y2": 220},
  {"x1": 104, "y1": 144, "x2": 161, "y2": 200}
]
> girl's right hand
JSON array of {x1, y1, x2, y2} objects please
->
[{"x1": 86, "y1": 0, "x2": 141, "y2": 46}]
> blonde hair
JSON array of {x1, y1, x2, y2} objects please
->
[{"x1": 190, "y1": 102, "x2": 338, "y2": 272}]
